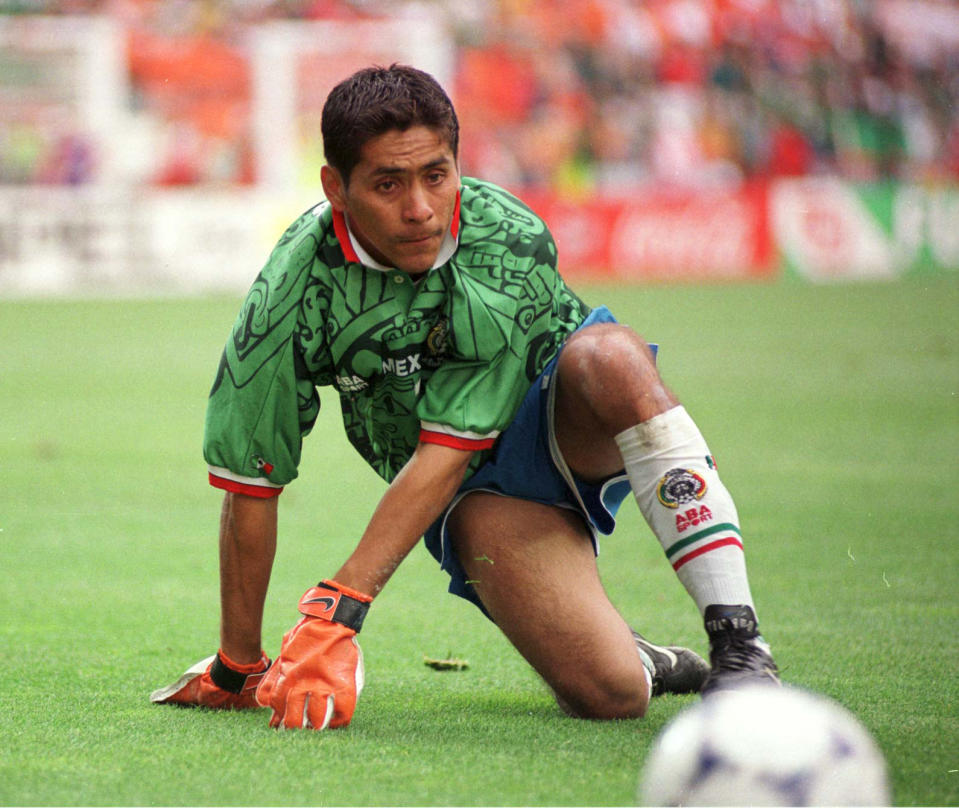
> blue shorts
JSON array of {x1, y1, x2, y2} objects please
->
[{"x1": 422, "y1": 306, "x2": 656, "y2": 615}]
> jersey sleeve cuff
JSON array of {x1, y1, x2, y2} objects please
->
[
  {"x1": 208, "y1": 466, "x2": 283, "y2": 498},
  {"x1": 419, "y1": 422, "x2": 499, "y2": 451}
]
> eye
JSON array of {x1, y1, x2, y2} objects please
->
[
  {"x1": 426, "y1": 170, "x2": 446, "y2": 185},
  {"x1": 377, "y1": 179, "x2": 397, "y2": 193}
]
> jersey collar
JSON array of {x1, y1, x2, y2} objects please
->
[{"x1": 332, "y1": 189, "x2": 461, "y2": 272}]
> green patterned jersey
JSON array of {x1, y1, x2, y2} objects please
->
[{"x1": 204, "y1": 177, "x2": 590, "y2": 496}]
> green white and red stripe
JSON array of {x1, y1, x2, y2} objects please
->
[
  {"x1": 208, "y1": 465, "x2": 283, "y2": 498},
  {"x1": 419, "y1": 421, "x2": 498, "y2": 451},
  {"x1": 665, "y1": 522, "x2": 743, "y2": 571}
]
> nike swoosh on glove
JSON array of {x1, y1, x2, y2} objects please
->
[
  {"x1": 150, "y1": 650, "x2": 271, "y2": 710},
  {"x1": 255, "y1": 579, "x2": 372, "y2": 730}
]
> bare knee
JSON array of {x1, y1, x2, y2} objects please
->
[
  {"x1": 561, "y1": 323, "x2": 657, "y2": 377},
  {"x1": 557, "y1": 324, "x2": 678, "y2": 432},
  {"x1": 547, "y1": 639, "x2": 651, "y2": 720},
  {"x1": 553, "y1": 668, "x2": 650, "y2": 721},
  {"x1": 554, "y1": 324, "x2": 679, "y2": 478}
]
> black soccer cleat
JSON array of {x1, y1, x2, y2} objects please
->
[
  {"x1": 701, "y1": 604, "x2": 780, "y2": 696},
  {"x1": 632, "y1": 630, "x2": 710, "y2": 697}
]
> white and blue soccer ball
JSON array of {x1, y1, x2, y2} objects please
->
[{"x1": 639, "y1": 684, "x2": 890, "y2": 806}]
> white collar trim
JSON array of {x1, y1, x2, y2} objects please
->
[{"x1": 344, "y1": 215, "x2": 459, "y2": 273}]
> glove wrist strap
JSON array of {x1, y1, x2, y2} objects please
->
[
  {"x1": 210, "y1": 650, "x2": 270, "y2": 694},
  {"x1": 299, "y1": 579, "x2": 372, "y2": 632}
]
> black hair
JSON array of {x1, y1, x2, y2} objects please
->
[{"x1": 321, "y1": 64, "x2": 459, "y2": 185}]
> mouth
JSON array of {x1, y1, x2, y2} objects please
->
[{"x1": 400, "y1": 231, "x2": 442, "y2": 247}]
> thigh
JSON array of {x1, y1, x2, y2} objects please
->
[{"x1": 449, "y1": 492, "x2": 649, "y2": 719}]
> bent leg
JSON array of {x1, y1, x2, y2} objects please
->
[
  {"x1": 554, "y1": 323, "x2": 677, "y2": 482},
  {"x1": 449, "y1": 492, "x2": 650, "y2": 720},
  {"x1": 552, "y1": 322, "x2": 756, "y2": 613},
  {"x1": 550, "y1": 321, "x2": 777, "y2": 690}
]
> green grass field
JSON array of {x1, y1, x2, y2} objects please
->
[{"x1": 1, "y1": 278, "x2": 957, "y2": 806}]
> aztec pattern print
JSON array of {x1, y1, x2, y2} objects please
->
[{"x1": 205, "y1": 178, "x2": 590, "y2": 487}]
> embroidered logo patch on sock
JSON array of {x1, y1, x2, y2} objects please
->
[{"x1": 656, "y1": 468, "x2": 707, "y2": 508}]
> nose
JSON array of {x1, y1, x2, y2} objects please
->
[{"x1": 403, "y1": 182, "x2": 434, "y2": 224}]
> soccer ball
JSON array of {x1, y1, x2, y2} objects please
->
[{"x1": 638, "y1": 685, "x2": 890, "y2": 806}]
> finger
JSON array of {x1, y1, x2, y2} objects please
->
[
  {"x1": 306, "y1": 693, "x2": 336, "y2": 731},
  {"x1": 263, "y1": 679, "x2": 291, "y2": 729},
  {"x1": 328, "y1": 696, "x2": 355, "y2": 729},
  {"x1": 261, "y1": 667, "x2": 289, "y2": 711},
  {"x1": 280, "y1": 690, "x2": 307, "y2": 729},
  {"x1": 302, "y1": 693, "x2": 312, "y2": 729},
  {"x1": 254, "y1": 669, "x2": 275, "y2": 707}
]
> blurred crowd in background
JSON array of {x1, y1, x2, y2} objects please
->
[{"x1": 2, "y1": 0, "x2": 958, "y2": 191}]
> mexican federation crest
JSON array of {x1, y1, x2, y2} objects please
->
[
  {"x1": 656, "y1": 468, "x2": 708, "y2": 509},
  {"x1": 425, "y1": 316, "x2": 450, "y2": 366}
]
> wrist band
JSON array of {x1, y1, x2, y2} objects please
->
[
  {"x1": 210, "y1": 650, "x2": 269, "y2": 694},
  {"x1": 299, "y1": 580, "x2": 372, "y2": 632}
]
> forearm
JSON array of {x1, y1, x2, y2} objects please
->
[
  {"x1": 219, "y1": 492, "x2": 278, "y2": 663},
  {"x1": 334, "y1": 442, "x2": 473, "y2": 596}
]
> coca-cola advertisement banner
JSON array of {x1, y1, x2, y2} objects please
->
[{"x1": 522, "y1": 183, "x2": 775, "y2": 282}]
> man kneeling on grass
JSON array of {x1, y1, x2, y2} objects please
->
[{"x1": 151, "y1": 64, "x2": 779, "y2": 729}]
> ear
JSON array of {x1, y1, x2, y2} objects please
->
[{"x1": 321, "y1": 165, "x2": 348, "y2": 211}]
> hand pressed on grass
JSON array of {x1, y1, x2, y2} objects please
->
[
  {"x1": 256, "y1": 580, "x2": 371, "y2": 729},
  {"x1": 150, "y1": 650, "x2": 271, "y2": 710}
]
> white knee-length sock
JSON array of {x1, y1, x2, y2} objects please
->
[{"x1": 615, "y1": 405, "x2": 755, "y2": 615}]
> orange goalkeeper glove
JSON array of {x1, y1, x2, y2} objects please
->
[
  {"x1": 150, "y1": 649, "x2": 271, "y2": 710},
  {"x1": 255, "y1": 579, "x2": 372, "y2": 730}
]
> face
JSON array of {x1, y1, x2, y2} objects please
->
[{"x1": 321, "y1": 125, "x2": 460, "y2": 275}]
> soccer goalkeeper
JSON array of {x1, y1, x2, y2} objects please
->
[{"x1": 150, "y1": 64, "x2": 778, "y2": 729}]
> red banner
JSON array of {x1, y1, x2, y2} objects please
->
[{"x1": 522, "y1": 182, "x2": 775, "y2": 282}]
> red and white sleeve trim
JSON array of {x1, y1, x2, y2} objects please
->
[
  {"x1": 419, "y1": 421, "x2": 499, "y2": 451},
  {"x1": 208, "y1": 466, "x2": 283, "y2": 498}
]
